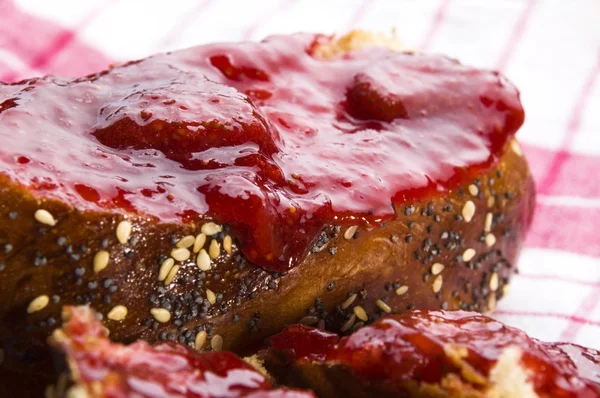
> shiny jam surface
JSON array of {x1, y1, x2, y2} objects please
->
[
  {"x1": 269, "y1": 324, "x2": 339, "y2": 362},
  {"x1": 271, "y1": 311, "x2": 600, "y2": 397},
  {"x1": 0, "y1": 34, "x2": 524, "y2": 270},
  {"x1": 56, "y1": 306, "x2": 313, "y2": 398}
]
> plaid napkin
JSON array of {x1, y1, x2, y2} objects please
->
[{"x1": 1, "y1": 0, "x2": 599, "y2": 349}]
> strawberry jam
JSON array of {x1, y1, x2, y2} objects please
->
[
  {"x1": 53, "y1": 306, "x2": 313, "y2": 398},
  {"x1": 270, "y1": 311, "x2": 600, "y2": 397},
  {"x1": 0, "y1": 34, "x2": 524, "y2": 270}
]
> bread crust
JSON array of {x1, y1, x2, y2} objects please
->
[{"x1": 0, "y1": 138, "x2": 534, "y2": 394}]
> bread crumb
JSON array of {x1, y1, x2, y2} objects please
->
[
  {"x1": 488, "y1": 347, "x2": 538, "y2": 398},
  {"x1": 244, "y1": 354, "x2": 274, "y2": 383},
  {"x1": 313, "y1": 29, "x2": 410, "y2": 59}
]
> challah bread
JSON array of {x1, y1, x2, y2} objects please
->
[
  {"x1": 0, "y1": 31, "x2": 534, "y2": 395},
  {"x1": 263, "y1": 310, "x2": 600, "y2": 397}
]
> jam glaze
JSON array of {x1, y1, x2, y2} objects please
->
[
  {"x1": 52, "y1": 306, "x2": 314, "y2": 398},
  {"x1": 269, "y1": 311, "x2": 600, "y2": 397},
  {"x1": 0, "y1": 34, "x2": 524, "y2": 270}
]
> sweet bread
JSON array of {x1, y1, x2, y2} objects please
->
[
  {"x1": 48, "y1": 306, "x2": 600, "y2": 397},
  {"x1": 263, "y1": 310, "x2": 600, "y2": 397},
  {"x1": 0, "y1": 31, "x2": 534, "y2": 395},
  {"x1": 49, "y1": 306, "x2": 313, "y2": 398}
]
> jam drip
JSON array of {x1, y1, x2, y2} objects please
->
[
  {"x1": 53, "y1": 306, "x2": 313, "y2": 398},
  {"x1": 0, "y1": 34, "x2": 524, "y2": 270},
  {"x1": 270, "y1": 311, "x2": 600, "y2": 397}
]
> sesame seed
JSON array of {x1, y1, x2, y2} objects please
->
[
  {"x1": 299, "y1": 316, "x2": 319, "y2": 325},
  {"x1": 396, "y1": 285, "x2": 409, "y2": 295},
  {"x1": 107, "y1": 305, "x2": 128, "y2": 321},
  {"x1": 195, "y1": 330, "x2": 207, "y2": 350},
  {"x1": 196, "y1": 249, "x2": 212, "y2": 271},
  {"x1": 489, "y1": 273, "x2": 499, "y2": 292},
  {"x1": 211, "y1": 334, "x2": 223, "y2": 351},
  {"x1": 351, "y1": 322, "x2": 364, "y2": 332},
  {"x1": 431, "y1": 263, "x2": 445, "y2": 276},
  {"x1": 63, "y1": 385, "x2": 87, "y2": 398},
  {"x1": 353, "y1": 305, "x2": 368, "y2": 321},
  {"x1": 510, "y1": 139, "x2": 523, "y2": 156},
  {"x1": 462, "y1": 201, "x2": 475, "y2": 223},
  {"x1": 193, "y1": 233, "x2": 207, "y2": 253},
  {"x1": 201, "y1": 222, "x2": 222, "y2": 236},
  {"x1": 462, "y1": 248, "x2": 476, "y2": 262},
  {"x1": 487, "y1": 196, "x2": 495, "y2": 208},
  {"x1": 341, "y1": 293, "x2": 357, "y2": 310},
  {"x1": 34, "y1": 209, "x2": 56, "y2": 226},
  {"x1": 116, "y1": 220, "x2": 132, "y2": 244},
  {"x1": 484, "y1": 212, "x2": 493, "y2": 233},
  {"x1": 432, "y1": 275, "x2": 443, "y2": 294},
  {"x1": 223, "y1": 235, "x2": 233, "y2": 254},
  {"x1": 176, "y1": 235, "x2": 195, "y2": 249},
  {"x1": 208, "y1": 239, "x2": 220, "y2": 259},
  {"x1": 158, "y1": 258, "x2": 175, "y2": 282},
  {"x1": 344, "y1": 225, "x2": 358, "y2": 240},
  {"x1": 488, "y1": 294, "x2": 497, "y2": 313},
  {"x1": 164, "y1": 265, "x2": 180, "y2": 286},
  {"x1": 485, "y1": 233, "x2": 496, "y2": 247},
  {"x1": 27, "y1": 295, "x2": 49, "y2": 313},
  {"x1": 170, "y1": 247, "x2": 191, "y2": 262},
  {"x1": 503, "y1": 284, "x2": 511, "y2": 297},
  {"x1": 203, "y1": 289, "x2": 215, "y2": 306},
  {"x1": 150, "y1": 308, "x2": 171, "y2": 323},
  {"x1": 376, "y1": 299, "x2": 392, "y2": 313},
  {"x1": 93, "y1": 251, "x2": 110, "y2": 274},
  {"x1": 468, "y1": 184, "x2": 479, "y2": 196},
  {"x1": 340, "y1": 314, "x2": 356, "y2": 332}
]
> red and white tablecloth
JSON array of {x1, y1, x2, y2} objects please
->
[{"x1": 1, "y1": 0, "x2": 599, "y2": 349}]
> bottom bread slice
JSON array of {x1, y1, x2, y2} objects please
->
[
  {"x1": 261, "y1": 311, "x2": 600, "y2": 398},
  {"x1": 40, "y1": 306, "x2": 600, "y2": 398}
]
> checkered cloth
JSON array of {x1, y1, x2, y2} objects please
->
[{"x1": 1, "y1": 0, "x2": 599, "y2": 349}]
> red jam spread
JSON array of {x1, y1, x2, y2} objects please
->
[
  {"x1": 0, "y1": 34, "x2": 524, "y2": 270},
  {"x1": 53, "y1": 306, "x2": 313, "y2": 398},
  {"x1": 270, "y1": 311, "x2": 600, "y2": 397}
]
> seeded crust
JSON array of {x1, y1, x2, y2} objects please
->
[
  {"x1": 0, "y1": 138, "x2": 534, "y2": 395},
  {"x1": 0, "y1": 33, "x2": 535, "y2": 396}
]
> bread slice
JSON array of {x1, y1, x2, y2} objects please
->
[
  {"x1": 261, "y1": 310, "x2": 600, "y2": 398},
  {"x1": 44, "y1": 306, "x2": 313, "y2": 398},
  {"x1": 0, "y1": 31, "x2": 534, "y2": 396}
]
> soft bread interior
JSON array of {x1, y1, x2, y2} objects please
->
[{"x1": 312, "y1": 29, "x2": 410, "y2": 59}]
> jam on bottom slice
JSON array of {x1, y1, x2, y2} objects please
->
[
  {"x1": 266, "y1": 310, "x2": 600, "y2": 398},
  {"x1": 50, "y1": 306, "x2": 313, "y2": 398}
]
